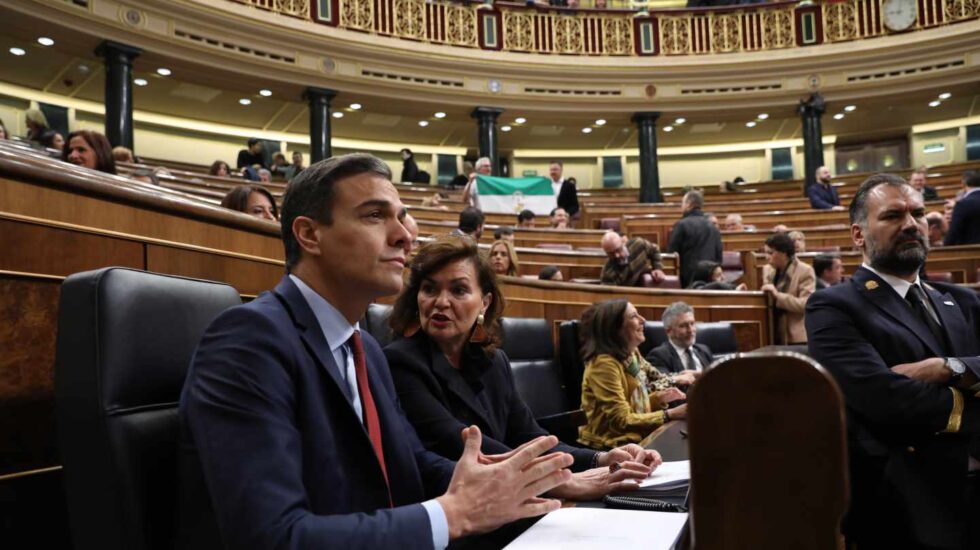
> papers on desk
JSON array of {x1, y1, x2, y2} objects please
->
[
  {"x1": 620, "y1": 459, "x2": 690, "y2": 497},
  {"x1": 505, "y1": 508, "x2": 688, "y2": 550}
]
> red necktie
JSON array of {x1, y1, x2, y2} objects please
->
[{"x1": 349, "y1": 331, "x2": 392, "y2": 505}]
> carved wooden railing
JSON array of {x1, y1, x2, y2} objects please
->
[{"x1": 236, "y1": 0, "x2": 980, "y2": 56}]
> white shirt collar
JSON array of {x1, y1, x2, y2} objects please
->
[
  {"x1": 288, "y1": 274, "x2": 359, "y2": 353},
  {"x1": 861, "y1": 263, "x2": 921, "y2": 300}
]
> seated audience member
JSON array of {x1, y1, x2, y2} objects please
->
[
  {"x1": 944, "y1": 170, "x2": 980, "y2": 246},
  {"x1": 493, "y1": 226, "x2": 514, "y2": 242},
  {"x1": 24, "y1": 108, "x2": 49, "y2": 143},
  {"x1": 220, "y1": 184, "x2": 279, "y2": 221},
  {"x1": 0, "y1": 118, "x2": 8, "y2": 140},
  {"x1": 208, "y1": 160, "x2": 230, "y2": 177},
  {"x1": 943, "y1": 198, "x2": 956, "y2": 225},
  {"x1": 538, "y1": 265, "x2": 564, "y2": 281},
  {"x1": 813, "y1": 254, "x2": 844, "y2": 290},
  {"x1": 384, "y1": 238, "x2": 659, "y2": 502},
  {"x1": 422, "y1": 193, "x2": 449, "y2": 210},
  {"x1": 909, "y1": 167, "x2": 939, "y2": 201},
  {"x1": 112, "y1": 146, "x2": 135, "y2": 164},
  {"x1": 600, "y1": 231, "x2": 665, "y2": 287},
  {"x1": 236, "y1": 137, "x2": 266, "y2": 171},
  {"x1": 284, "y1": 151, "x2": 305, "y2": 180},
  {"x1": 724, "y1": 213, "x2": 744, "y2": 232},
  {"x1": 257, "y1": 168, "x2": 272, "y2": 183},
  {"x1": 178, "y1": 153, "x2": 575, "y2": 549},
  {"x1": 62, "y1": 130, "x2": 116, "y2": 175},
  {"x1": 462, "y1": 157, "x2": 492, "y2": 209},
  {"x1": 550, "y1": 207, "x2": 569, "y2": 229},
  {"x1": 578, "y1": 299, "x2": 688, "y2": 449},
  {"x1": 451, "y1": 207, "x2": 484, "y2": 239},
  {"x1": 773, "y1": 223, "x2": 790, "y2": 233},
  {"x1": 39, "y1": 130, "x2": 65, "y2": 152},
  {"x1": 667, "y1": 190, "x2": 723, "y2": 288},
  {"x1": 488, "y1": 239, "x2": 519, "y2": 276},
  {"x1": 761, "y1": 232, "x2": 815, "y2": 344},
  {"x1": 925, "y1": 211, "x2": 947, "y2": 248},
  {"x1": 788, "y1": 230, "x2": 807, "y2": 253},
  {"x1": 130, "y1": 168, "x2": 159, "y2": 186},
  {"x1": 646, "y1": 301, "x2": 713, "y2": 376},
  {"x1": 400, "y1": 148, "x2": 420, "y2": 183},
  {"x1": 448, "y1": 161, "x2": 473, "y2": 189},
  {"x1": 269, "y1": 152, "x2": 289, "y2": 177},
  {"x1": 808, "y1": 166, "x2": 844, "y2": 210},
  {"x1": 688, "y1": 260, "x2": 746, "y2": 291},
  {"x1": 517, "y1": 209, "x2": 536, "y2": 228}
]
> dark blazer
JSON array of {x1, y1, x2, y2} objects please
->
[
  {"x1": 384, "y1": 331, "x2": 596, "y2": 472},
  {"x1": 401, "y1": 157, "x2": 420, "y2": 184},
  {"x1": 177, "y1": 276, "x2": 455, "y2": 550},
  {"x1": 806, "y1": 266, "x2": 980, "y2": 549},
  {"x1": 645, "y1": 341, "x2": 714, "y2": 375},
  {"x1": 556, "y1": 180, "x2": 580, "y2": 217},
  {"x1": 807, "y1": 183, "x2": 840, "y2": 209},
  {"x1": 666, "y1": 209, "x2": 723, "y2": 288},
  {"x1": 944, "y1": 189, "x2": 980, "y2": 246},
  {"x1": 236, "y1": 149, "x2": 266, "y2": 170}
]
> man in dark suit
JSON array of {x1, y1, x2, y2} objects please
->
[
  {"x1": 807, "y1": 166, "x2": 844, "y2": 210},
  {"x1": 646, "y1": 301, "x2": 713, "y2": 377},
  {"x1": 806, "y1": 173, "x2": 980, "y2": 550},
  {"x1": 813, "y1": 253, "x2": 843, "y2": 290},
  {"x1": 177, "y1": 154, "x2": 573, "y2": 550},
  {"x1": 944, "y1": 170, "x2": 980, "y2": 246},
  {"x1": 666, "y1": 190, "x2": 723, "y2": 288},
  {"x1": 549, "y1": 160, "x2": 579, "y2": 221},
  {"x1": 909, "y1": 168, "x2": 939, "y2": 201}
]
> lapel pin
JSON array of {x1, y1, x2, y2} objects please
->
[
  {"x1": 943, "y1": 300, "x2": 955, "y2": 306},
  {"x1": 865, "y1": 280, "x2": 879, "y2": 290}
]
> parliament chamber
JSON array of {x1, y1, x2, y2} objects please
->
[{"x1": 1, "y1": 0, "x2": 980, "y2": 547}]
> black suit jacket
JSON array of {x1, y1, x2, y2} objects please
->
[
  {"x1": 666, "y1": 209, "x2": 723, "y2": 288},
  {"x1": 645, "y1": 341, "x2": 714, "y2": 375},
  {"x1": 384, "y1": 331, "x2": 596, "y2": 472},
  {"x1": 806, "y1": 267, "x2": 980, "y2": 549},
  {"x1": 557, "y1": 179, "x2": 580, "y2": 217},
  {"x1": 944, "y1": 190, "x2": 980, "y2": 246},
  {"x1": 177, "y1": 276, "x2": 455, "y2": 549}
]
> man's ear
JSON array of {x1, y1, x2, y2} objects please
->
[
  {"x1": 293, "y1": 216, "x2": 323, "y2": 258},
  {"x1": 851, "y1": 223, "x2": 865, "y2": 250}
]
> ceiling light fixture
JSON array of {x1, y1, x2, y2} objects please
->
[
  {"x1": 332, "y1": 112, "x2": 344, "y2": 118},
  {"x1": 37, "y1": 37, "x2": 55, "y2": 47},
  {"x1": 757, "y1": 113, "x2": 769, "y2": 120},
  {"x1": 418, "y1": 120, "x2": 429, "y2": 127},
  {"x1": 501, "y1": 125, "x2": 512, "y2": 132},
  {"x1": 938, "y1": 92, "x2": 951, "y2": 100},
  {"x1": 259, "y1": 89, "x2": 272, "y2": 97},
  {"x1": 9, "y1": 47, "x2": 26, "y2": 56},
  {"x1": 746, "y1": 121, "x2": 757, "y2": 127},
  {"x1": 833, "y1": 113, "x2": 845, "y2": 120},
  {"x1": 239, "y1": 98, "x2": 252, "y2": 105},
  {"x1": 595, "y1": 119, "x2": 606, "y2": 126},
  {"x1": 663, "y1": 126, "x2": 673, "y2": 132},
  {"x1": 844, "y1": 105, "x2": 857, "y2": 112},
  {"x1": 349, "y1": 103, "x2": 362, "y2": 110},
  {"x1": 134, "y1": 78, "x2": 148, "y2": 86},
  {"x1": 434, "y1": 112, "x2": 446, "y2": 119},
  {"x1": 674, "y1": 118, "x2": 686, "y2": 125},
  {"x1": 156, "y1": 68, "x2": 171, "y2": 76},
  {"x1": 928, "y1": 100, "x2": 941, "y2": 107},
  {"x1": 515, "y1": 117, "x2": 527, "y2": 124},
  {"x1": 582, "y1": 128, "x2": 593, "y2": 134}
]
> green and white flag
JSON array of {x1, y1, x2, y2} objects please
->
[{"x1": 475, "y1": 175, "x2": 555, "y2": 215}]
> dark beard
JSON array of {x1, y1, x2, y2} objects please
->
[{"x1": 867, "y1": 229, "x2": 929, "y2": 277}]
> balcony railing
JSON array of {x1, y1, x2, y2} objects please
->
[{"x1": 237, "y1": 0, "x2": 979, "y2": 56}]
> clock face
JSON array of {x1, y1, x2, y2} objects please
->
[{"x1": 882, "y1": 0, "x2": 917, "y2": 31}]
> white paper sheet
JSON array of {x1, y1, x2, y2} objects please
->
[
  {"x1": 639, "y1": 459, "x2": 690, "y2": 488},
  {"x1": 504, "y1": 507, "x2": 688, "y2": 550}
]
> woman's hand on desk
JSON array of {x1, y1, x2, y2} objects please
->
[
  {"x1": 601, "y1": 444, "x2": 662, "y2": 469},
  {"x1": 653, "y1": 388, "x2": 685, "y2": 407},
  {"x1": 671, "y1": 370, "x2": 699, "y2": 386},
  {"x1": 547, "y1": 462, "x2": 650, "y2": 501},
  {"x1": 665, "y1": 404, "x2": 687, "y2": 420}
]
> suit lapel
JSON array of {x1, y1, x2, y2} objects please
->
[
  {"x1": 429, "y1": 343, "x2": 496, "y2": 432},
  {"x1": 851, "y1": 267, "x2": 945, "y2": 357},
  {"x1": 667, "y1": 344, "x2": 685, "y2": 372},
  {"x1": 924, "y1": 284, "x2": 968, "y2": 356}
]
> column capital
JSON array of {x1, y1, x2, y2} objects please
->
[
  {"x1": 304, "y1": 87, "x2": 337, "y2": 102},
  {"x1": 95, "y1": 41, "x2": 141, "y2": 63},
  {"x1": 798, "y1": 92, "x2": 826, "y2": 117},
  {"x1": 631, "y1": 111, "x2": 662, "y2": 125},
  {"x1": 471, "y1": 107, "x2": 504, "y2": 121}
]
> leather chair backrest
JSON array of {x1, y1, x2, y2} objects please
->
[
  {"x1": 54, "y1": 268, "x2": 241, "y2": 550},
  {"x1": 721, "y1": 250, "x2": 743, "y2": 270},
  {"x1": 687, "y1": 352, "x2": 847, "y2": 549},
  {"x1": 599, "y1": 218, "x2": 621, "y2": 232},
  {"x1": 362, "y1": 303, "x2": 394, "y2": 347},
  {"x1": 499, "y1": 317, "x2": 569, "y2": 418},
  {"x1": 927, "y1": 271, "x2": 953, "y2": 284},
  {"x1": 558, "y1": 320, "x2": 586, "y2": 409}
]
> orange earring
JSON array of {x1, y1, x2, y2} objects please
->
[{"x1": 469, "y1": 313, "x2": 489, "y2": 344}]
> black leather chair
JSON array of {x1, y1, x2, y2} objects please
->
[
  {"x1": 499, "y1": 317, "x2": 584, "y2": 444},
  {"x1": 362, "y1": 303, "x2": 394, "y2": 347},
  {"x1": 54, "y1": 268, "x2": 241, "y2": 550}
]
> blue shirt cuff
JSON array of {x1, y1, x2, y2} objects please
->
[{"x1": 421, "y1": 499, "x2": 449, "y2": 550}]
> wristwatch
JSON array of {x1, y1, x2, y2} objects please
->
[{"x1": 946, "y1": 357, "x2": 966, "y2": 383}]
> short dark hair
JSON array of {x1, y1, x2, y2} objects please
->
[
  {"x1": 690, "y1": 260, "x2": 721, "y2": 286},
  {"x1": 849, "y1": 173, "x2": 909, "y2": 227},
  {"x1": 389, "y1": 237, "x2": 504, "y2": 353},
  {"x1": 684, "y1": 190, "x2": 704, "y2": 209},
  {"x1": 549, "y1": 160, "x2": 563, "y2": 167},
  {"x1": 580, "y1": 299, "x2": 631, "y2": 362},
  {"x1": 517, "y1": 209, "x2": 535, "y2": 223},
  {"x1": 280, "y1": 153, "x2": 391, "y2": 270},
  {"x1": 62, "y1": 130, "x2": 116, "y2": 175},
  {"x1": 493, "y1": 226, "x2": 514, "y2": 240},
  {"x1": 813, "y1": 254, "x2": 838, "y2": 278},
  {"x1": 963, "y1": 170, "x2": 980, "y2": 188},
  {"x1": 550, "y1": 207, "x2": 565, "y2": 217},
  {"x1": 538, "y1": 265, "x2": 561, "y2": 280},
  {"x1": 247, "y1": 137, "x2": 261, "y2": 148},
  {"x1": 400, "y1": 148, "x2": 412, "y2": 156},
  {"x1": 39, "y1": 130, "x2": 63, "y2": 149},
  {"x1": 458, "y1": 207, "x2": 484, "y2": 233},
  {"x1": 221, "y1": 184, "x2": 279, "y2": 220},
  {"x1": 209, "y1": 160, "x2": 230, "y2": 176},
  {"x1": 765, "y1": 232, "x2": 796, "y2": 258}
]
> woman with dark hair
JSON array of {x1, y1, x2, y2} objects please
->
[
  {"x1": 399, "y1": 148, "x2": 419, "y2": 183},
  {"x1": 578, "y1": 299, "x2": 688, "y2": 449},
  {"x1": 220, "y1": 184, "x2": 279, "y2": 221},
  {"x1": 761, "y1": 232, "x2": 816, "y2": 344},
  {"x1": 538, "y1": 265, "x2": 563, "y2": 281},
  {"x1": 488, "y1": 239, "x2": 519, "y2": 277},
  {"x1": 39, "y1": 130, "x2": 65, "y2": 152},
  {"x1": 688, "y1": 260, "x2": 747, "y2": 291},
  {"x1": 384, "y1": 237, "x2": 660, "y2": 501},
  {"x1": 209, "y1": 160, "x2": 231, "y2": 177},
  {"x1": 62, "y1": 130, "x2": 116, "y2": 175}
]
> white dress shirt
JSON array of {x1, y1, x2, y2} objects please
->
[{"x1": 669, "y1": 340, "x2": 703, "y2": 371}]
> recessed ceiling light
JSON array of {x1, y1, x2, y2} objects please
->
[
  {"x1": 938, "y1": 92, "x2": 951, "y2": 100},
  {"x1": 833, "y1": 113, "x2": 844, "y2": 120},
  {"x1": 434, "y1": 112, "x2": 446, "y2": 119},
  {"x1": 746, "y1": 121, "x2": 757, "y2": 127},
  {"x1": 134, "y1": 78, "x2": 148, "y2": 87},
  {"x1": 9, "y1": 47, "x2": 26, "y2": 56},
  {"x1": 156, "y1": 68, "x2": 171, "y2": 76},
  {"x1": 595, "y1": 119, "x2": 606, "y2": 126},
  {"x1": 501, "y1": 125, "x2": 512, "y2": 132},
  {"x1": 350, "y1": 103, "x2": 362, "y2": 110},
  {"x1": 238, "y1": 98, "x2": 252, "y2": 105},
  {"x1": 332, "y1": 112, "x2": 344, "y2": 118},
  {"x1": 37, "y1": 37, "x2": 54, "y2": 47},
  {"x1": 418, "y1": 120, "x2": 429, "y2": 127},
  {"x1": 663, "y1": 126, "x2": 673, "y2": 132},
  {"x1": 757, "y1": 113, "x2": 769, "y2": 120},
  {"x1": 581, "y1": 128, "x2": 593, "y2": 134},
  {"x1": 844, "y1": 105, "x2": 856, "y2": 112},
  {"x1": 928, "y1": 100, "x2": 941, "y2": 107},
  {"x1": 515, "y1": 117, "x2": 527, "y2": 124},
  {"x1": 259, "y1": 89, "x2": 272, "y2": 97},
  {"x1": 674, "y1": 117, "x2": 686, "y2": 125}
]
